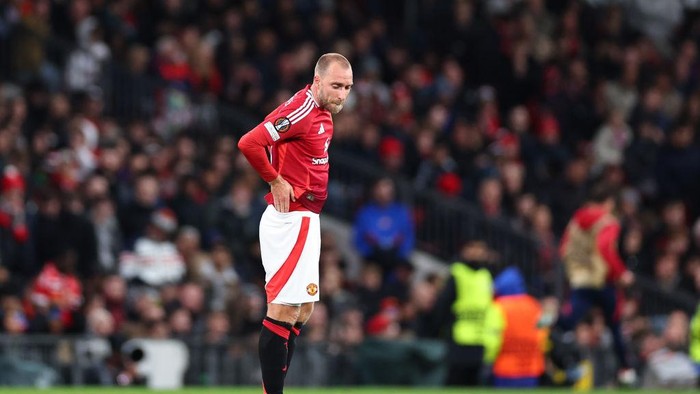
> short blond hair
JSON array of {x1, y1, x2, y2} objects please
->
[{"x1": 314, "y1": 53, "x2": 351, "y2": 76}]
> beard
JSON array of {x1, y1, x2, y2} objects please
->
[
  {"x1": 326, "y1": 103, "x2": 343, "y2": 114},
  {"x1": 319, "y1": 91, "x2": 344, "y2": 114}
]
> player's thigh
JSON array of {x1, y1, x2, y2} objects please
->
[{"x1": 258, "y1": 205, "x2": 306, "y2": 277}]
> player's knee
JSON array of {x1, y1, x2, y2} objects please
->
[{"x1": 266, "y1": 303, "x2": 301, "y2": 324}]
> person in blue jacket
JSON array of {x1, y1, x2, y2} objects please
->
[{"x1": 353, "y1": 176, "x2": 415, "y2": 281}]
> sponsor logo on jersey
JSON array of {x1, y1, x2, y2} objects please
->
[
  {"x1": 318, "y1": 124, "x2": 325, "y2": 134},
  {"x1": 311, "y1": 156, "x2": 329, "y2": 165}
]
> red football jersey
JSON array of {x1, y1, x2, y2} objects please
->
[{"x1": 257, "y1": 85, "x2": 333, "y2": 212}]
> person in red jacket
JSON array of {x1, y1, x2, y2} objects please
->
[
  {"x1": 557, "y1": 184, "x2": 635, "y2": 384},
  {"x1": 237, "y1": 53, "x2": 353, "y2": 394}
]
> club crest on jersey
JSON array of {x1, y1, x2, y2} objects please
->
[
  {"x1": 306, "y1": 283, "x2": 318, "y2": 296},
  {"x1": 274, "y1": 117, "x2": 291, "y2": 133}
]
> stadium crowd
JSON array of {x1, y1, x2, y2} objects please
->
[{"x1": 0, "y1": 0, "x2": 699, "y2": 388}]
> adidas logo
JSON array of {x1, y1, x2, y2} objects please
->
[{"x1": 317, "y1": 124, "x2": 325, "y2": 134}]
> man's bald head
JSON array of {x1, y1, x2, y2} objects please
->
[
  {"x1": 312, "y1": 53, "x2": 353, "y2": 114},
  {"x1": 314, "y1": 53, "x2": 352, "y2": 77}
]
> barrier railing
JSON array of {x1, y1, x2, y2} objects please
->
[{"x1": 0, "y1": 335, "x2": 447, "y2": 387}]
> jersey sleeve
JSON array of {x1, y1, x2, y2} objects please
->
[
  {"x1": 259, "y1": 93, "x2": 316, "y2": 144},
  {"x1": 597, "y1": 223, "x2": 626, "y2": 282},
  {"x1": 238, "y1": 125, "x2": 278, "y2": 182},
  {"x1": 238, "y1": 90, "x2": 316, "y2": 183}
]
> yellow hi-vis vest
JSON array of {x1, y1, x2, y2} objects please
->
[
  {"x1": 450, "y1": 263, "x2": 498, "y2": 349},
  {"x1": 691, "y1": 304, "x2": 700, "y2": 364}
]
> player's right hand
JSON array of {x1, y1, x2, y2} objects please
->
[{"x1": 269, "y1": 175, "x2": 295, "y2": 213}]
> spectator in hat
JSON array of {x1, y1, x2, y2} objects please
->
[
  {"x1": 492, "y1": 266, "x2": 546, "y2": 388},
  {"x1": 378, "y1": 136, "x2": 407, "y2": 175}
]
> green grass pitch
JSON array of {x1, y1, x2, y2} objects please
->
[{"x1": 0, "y1": 387, "x2": 690, "y2": 394}]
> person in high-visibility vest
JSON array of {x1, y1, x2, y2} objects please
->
[
  {"x1": 492, "y1": 266, "x2": 546, "y2": 388},
  {"x1": 421, "y1": 240, "x2": 500, "y2": 386},
  {"x1": 690, "y1": 304, "x2": 700, "y2": 377}
]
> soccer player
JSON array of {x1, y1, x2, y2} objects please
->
[
  {"x1": 237, "y1": 53, "x2": 353, "y2": 394},
  {"x1": 557, "y1": 184, "x2": 636, "y2": 385}
]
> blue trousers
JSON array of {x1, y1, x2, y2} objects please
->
[{"x1": 557, "y1": 286, "x2": 629, "y2": 369}]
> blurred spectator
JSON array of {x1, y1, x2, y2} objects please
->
[
  {"x1": 228, "y1": 284, "x2": 265, "y2": 338},
  {"x1": 0, "y1": 165, "x2": 33, "y2": 284},
  {"x1": 28, "y1": 248, "x2": 84, "y2": 333},
  {"x1": 204, "y1": 310, "x2": 230, "y2": 345},
  {"x1": 477, "y1": 177, "x2": 503, "y2": 219},
  {"x1": 531, "y1": 204, "x2": 558, "y2": 294},
  {"x1": 198, "y1": 241, "x2": 239, "y2": 312},
  {"x1": 655, "y1": 123, "x2": 700, "y2": 210},
  {"x1": 212, "y1": 178, "x2": 265, "y2": 280},
  {"x1": 549, "y1": 158, "x2": 589, "y2": 233},
  {"x1": 320, "y1": 264, "x2": 356, "y2": 318},
  {"x1": 654, "y1": 253, "x2": 681, "y2": 293},
  {"x1": 168, "y1": 308, "x2": 192, "y2": 339},
  {"x1": 6, "y1": 0, "x2": 60, "y2": 90},
  {"x1": 377, "y1": 136, "x2": 407, "y2": 176},
  {"x1": 354, "y1": 263, "x2": 385, "y2": 320},
  {"x1": 1, "y1": 295, "x2": 29, "y2": 334},
  {"x1": 420, "y1": 240, "x2": 499, "y2": 386},
  {"x1": 170, "y1": 175, "x2": 209, "y2": 236},
  {"x1": 639, "y1": 328, "x2": 697, "y2": 389},
  {"x1": 680, "y1": 254, "x2": 700, "y2": 295},
  {"x1": 592, "y1": 109, "x2": 632, "y2": 175},
  {"x1": 119, "y1": 208, "x2": 185, "y2": 288},
  {"x1": 401, "y1": 275, "x2": 439, "y2": 336},
  {"x1": 64, "y1": 17, "x2": 110, "y2": 92},
  {"x1": 365, "y1": 312, "x2": 401, "y2": 340},
  {"x1": 119, "y1": 173, "x2": 162, "y2": 247},
  {"x1": 109, "y1": 44, "x2": 156, "y2": 120},
  {"x1": 101, "y1": 274, "x2": 127, "y2": 331},
  {"x1": 492, "y1": 266, "x2": 546, "y2": 388},
  {"x1": 414, "y1": 141, "x2": 459, "y2": 193},
  {"x1": 169, "y1": 282, "x2": 206, "y2": 336},
  {"x1": 90, "y1": 197, "x2": 122, "y2": 274},
  {"x1": 174, "y1": 226, "x2": 211, "y2": 283},
  {"x1": 33, "y1": 189, "x2": 98, "y2": 279},
  {"x1": 353, "y1": 176, "x2": 414, "y2": 280}
]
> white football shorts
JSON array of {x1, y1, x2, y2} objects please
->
[{"x1": 259, "y1": 204, "x2": 321, "y2": 304}]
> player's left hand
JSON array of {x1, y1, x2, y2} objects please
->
[{"x1": 269, "y1": 175, "x2": 295, "y2": 213}]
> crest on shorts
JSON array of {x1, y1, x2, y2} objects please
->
[
  {"x1": 306, "y1": 283, "x2": 318, "y2": 296},
  {"x1": 273, "y1": 117, "x2": 291, "y2": 133}
]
